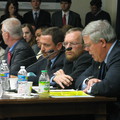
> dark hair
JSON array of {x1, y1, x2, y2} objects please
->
[
  {"x1": 61, "y1": 25, "x2": 73, "y2": 34},
  {"x1": 5, "y1": 0, "x2": 19, "y2": 16},
  {"x1": 90, "y1": 0, "x2": 102, "y2": 8},
  {"x1": 60, "y1": 0, "x2": 72, "y2": 3},
  {"x1": 30, "y1": 0, "x2": 41, "y2": 2},
  {"x1": 22, "y1": 23, "x2": 36, "y2": 46},
  {"x1": 42, "y1": 27, "x2": 64, "y2": 45}
]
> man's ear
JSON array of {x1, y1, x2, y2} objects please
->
[
  {"x1": 5, "y1": 32, "x2": 9, "y2": 39},
  {"x1": 100, "y1": 38, "x2": 107, "y2": 48},
  {"x1": 56, "y1": 42, "x2": 63, "y2": 50}
]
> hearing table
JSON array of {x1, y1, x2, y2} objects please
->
[{"x1": 0, "y1": 93, "x2": 116, "y2": 120}]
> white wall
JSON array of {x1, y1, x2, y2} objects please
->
[
  {"x1": 70, "y1": 0, "x2": 90, "y2": 27},
  {"x1": 0, "y1": 0, "x2": 117, "y2": 29}
]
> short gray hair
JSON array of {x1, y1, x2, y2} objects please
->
[
  {"x1": 82, "y1": 20, "x2": 116, "y2": 43},
  {"x1": 2, "y1": 18, "x2": 23, "y2": 39}
]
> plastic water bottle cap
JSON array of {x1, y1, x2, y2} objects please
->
[
  {"x1": 20, "y1": 66, "x2": 25, "y2": 69},
  {"x1": 41, "y1": 70, "x2": 48, "y2": 73}
]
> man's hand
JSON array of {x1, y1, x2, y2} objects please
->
[
  {"x1": 54, "y1": 69, "x2": 65, "y2": 75},
  {"x1": 83, "y1": 78, "x2": 101, "y2": 93},
  {"x1": 53, "y1": 70, "x2": 73, "y2": 89}
]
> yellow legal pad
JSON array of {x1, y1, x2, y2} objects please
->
[{"x1": 50, "y1": 90, "x2": 93, "y2": 98}]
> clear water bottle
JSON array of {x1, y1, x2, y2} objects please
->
[
  {"x1": 0, "y1": 75, "x2": 3, "y2": 97},
  {"x1": 17, "y1": 66, "x2": 28, "y2": 95},
  {"x1": 0, "y1": 60, "x2": 5, "y2": 96},
  {"x1": 0, "y1": 60, "x2": 6, "y2": 70},
  {"x1": 38, "y1": 70, "x2": 50, "y2": 98},
  {"x1": 0, "y1": 62, "x2": 10, "y2": 91}
]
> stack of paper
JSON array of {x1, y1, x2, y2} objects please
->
[{"x1": 50, "y1": 90, "x2": 94, "y2": 98}]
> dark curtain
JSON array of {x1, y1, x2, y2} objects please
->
[{"x1": 116, "y1": 0, "x2": 120, "y2": 39}]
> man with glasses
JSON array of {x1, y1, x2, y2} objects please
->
[
  {"x1": 75, "y1": 20, "x2": 120, "y2": 120},
  {"x1": 52, "y1": 27, "x2": 92, "y2": 89}
]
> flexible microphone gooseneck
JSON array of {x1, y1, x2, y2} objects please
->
[
  {"x1": 3, "y1": 48, "x2": 70, "y2": 65},
  {"x1": 13, "y1": 49, "x2": 54, "y2": 64},
  {"x1": 25, "y1": 49, "x2": 62, "y2": 70}
]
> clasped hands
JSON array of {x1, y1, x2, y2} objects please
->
[{"x1": 53, "y1": 69, "x2": 73, "y2": 89}]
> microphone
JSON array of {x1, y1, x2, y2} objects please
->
[
  {"x1": 65, "y1": 47, "x2": 72, "y2": 51},
  {"x1": 47, "y1": 49, "x2": 54, "y2": 53},
  {"x1": 36, "y1": 49, "x2": 54, "y2": 57}
]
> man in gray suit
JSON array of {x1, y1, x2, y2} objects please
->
[
  {"x1": 2, "y1": 18, "x2": 37, "y2": 75},
  {"x1": 51, "y1": 0, "x2": 83, "y2": 28}
]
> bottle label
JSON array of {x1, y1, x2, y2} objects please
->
[
  {"x1": 0, "y1": 72, "x2": 9, "y2": 77},
  {"x1": 39, "y1": 81, "x2": 50, "y2": 93},
  {"x1": 18, "y1": 75, "x2": 28, "y2": 81}
]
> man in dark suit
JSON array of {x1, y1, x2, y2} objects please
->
[
  {"x1": 23, "y1": 0, "x2": 51, "y2": 29},
  {"x1": 52, "y1": 28, "x2": 92, "y2": 89},
  {"x1": 26, "y1": 27, "x2": 65, "y2": 86},
  {"x1": 75, "y1": 20, "x2": 120, "y2": 120},
  {"x1": 85, "y1": 0, "x2": 111, "y2": 26},
  {"x1": 51, "y1": 0, "x2": 83, "y2": 28},
  {"x1": 2, "y1": 18, "x2": 37, "y2": 76}
]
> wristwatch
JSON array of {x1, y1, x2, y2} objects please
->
[{"x1": 85, "y1": 76, "x2": 94, "y2": 84}]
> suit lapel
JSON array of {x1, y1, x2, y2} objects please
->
[
  {"x1": 60, "y1": 11, "x2": 63, "y2": 26},
  {"x1": 68, "y1": 11, "x2": 72, "y2": 25},
  {"x1": 30, "y1": 11, "x2": 35, "y2": 22}
]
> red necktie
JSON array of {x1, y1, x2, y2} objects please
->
[
  {"x1": 62, "y1": 14, "x2": 66, "y2": 25},
  {"x1": 7, "y1": 51, "x2": 12, "y2": 65}
]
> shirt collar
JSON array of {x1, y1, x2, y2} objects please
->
[
  {"x1": 104, "y1": 40, "x2": 117, "y2": 63},
  {"x1": 62, "y1": 11, "x2": 69, "y2": 16},
  {"x1": 9, "y1": 40, "x2": 20, "y2": 52},
  {"x1": 33, "y1": 10, "x2": 40, "y2": 15},
  {"x1": 50, "y1": 56, "x2": 57, "y2": 65}
]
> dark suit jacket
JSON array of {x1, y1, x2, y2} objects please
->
[
  {"x1": 85, "y1": 10, "x2": 111, "y2": 26},
  {"x1": 51, "y1": 10, "x2": 83, "y2": 28},
  {"x1": 62, "y1": 51, "x2": 92, "y2": 89},
  {"x1": 26, "y1": 51, "x2": 65, "y2": 86},
  {"x1": 23, "y1": 10, "x2": 51, "y2": 29},
  {"x1": 75, "y1": 40, "x2": 120, "y2": 97},
  {"x1": 76, "y1": 40, "x2": 120, "y2": 120},
  {"x1": 0, "y1": 14, "x2": 23, "y2": 24},
  {"x1": 4, "y1": 39, "x2": 37, "y2": 75}
]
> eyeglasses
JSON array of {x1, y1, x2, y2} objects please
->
[
  {"x1": 62, "y1": 42, "x2": 82, "y2": 47},
  {"x1": 83, "y1": 44, "x2": 91, "y2": 48}
]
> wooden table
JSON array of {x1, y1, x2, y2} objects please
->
[{"x1": 0, "y1": 93, "x2": 116, "y2": 120}]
